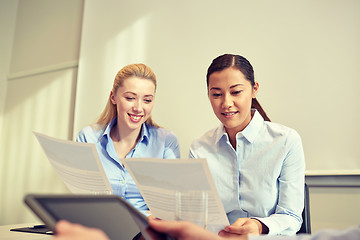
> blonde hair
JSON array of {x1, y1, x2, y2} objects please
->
[{"x1": 96, "y1": 63, "x2": 159, "y2": 128}]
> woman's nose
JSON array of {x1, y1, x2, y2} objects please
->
[
  {"x1": 132, "y1": 100, "x2": 142, "y2": 111},
  {"x1": 222, "y1": 94, "x2": 233, "y2": 108}
]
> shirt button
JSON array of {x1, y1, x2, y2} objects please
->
[{"x1": 122, "y1": 180, "x2": 125, "y2": 184}]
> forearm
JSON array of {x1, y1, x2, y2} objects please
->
[{"x1": 254, "y1": 213, "x2": 301, "y2": 235}]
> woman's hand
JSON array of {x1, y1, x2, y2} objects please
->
[
  {"x1": 148, "y1": 217, "x2": 221, "y2": 240},
  {"x1": 218, "y1": 218, "x2": 268, "y2": 237},
  {"x1": 53, "y1": 220, "x2": 110, "y2": 240}
]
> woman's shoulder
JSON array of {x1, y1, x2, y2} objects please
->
[
  {"x1": 77, "y1": 124, "x2": 105, "y2": 143},
  {"x1": 262, "y1": 121, "x2": 302, "y2": 141},
  {"x1": 147, "y1": 125, "x2": 178, "y2": 141},
  {"x1": 190, "y1": 125, "x2": 221, "y2": 147}
]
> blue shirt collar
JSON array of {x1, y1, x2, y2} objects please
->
[
  {"x1": 240, "y1": 109, "x2": 263, "y2": 143},
  {"x1": 101, "y1": 118, "x2": 150, "y2": 146},
  {"x1": 216, "y1": 109, "x2": 264, "y2": 144},
  {"x1": 139, "y1": 123, "x2": 150, "y2": 145}
]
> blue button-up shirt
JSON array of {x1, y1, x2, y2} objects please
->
[
  {"x1": 190, "y1": 110, "x2": 305, "y2": 235},
  {"x1": 77, "y1": 118, "x2": 180, "y2": 214}
]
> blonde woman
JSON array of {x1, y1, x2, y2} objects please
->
[{"x1": 77, "y1": 64, "x2": 180, "y2": 213}]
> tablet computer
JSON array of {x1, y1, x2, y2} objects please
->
[{"x1": 24, "y1": 194, "x2": 172, "y2": 240}]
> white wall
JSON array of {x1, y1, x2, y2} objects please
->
[
  {"x1": 0, "y1": 0, "x2": 19, "y2": 225},
  {"x1": 0, "y1": 0, "x2": 18, "y2": 136},
  {"x1": 309, "y1": 186, "x2": 360, "y2": 232},
  {"x1": 75, "y1": 0, "x2": 360, "y2": 172},
  {"x1": 0, "y1": 0, "x2": 83, "y2": 225}
]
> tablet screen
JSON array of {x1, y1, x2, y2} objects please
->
[{"x1": 25, "y1": 195, "x2": 151, "y2": 240}]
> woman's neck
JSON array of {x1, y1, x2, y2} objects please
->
[
  {"x1": 226, "y1": 130, "x2": 238, "y2": 150},
  {"x1": 110, "y1": 123, "x2": 142, "y2": 159},
  {"x1": 225, "y1": 111, "x2": 254, "y2": 149},
  {"x1": 111, "y1": 123, "x2": 141, "y2": 144}
]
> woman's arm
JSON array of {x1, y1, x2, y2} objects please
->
[
  {"x1": 163, "y1": 131, "x2": 181, "y2": 159},
  {"x1": 253, "y1": 130, "x2": 306, "y2": 235}
]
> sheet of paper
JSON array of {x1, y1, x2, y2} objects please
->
[
  {"x1": 123, "y1": 158, "x2": 229, "y2": 233},
  {"x1": 33, "y1": 132, "x2": 113, "y2": 194}
]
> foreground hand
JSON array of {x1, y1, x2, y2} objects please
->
[
  {"x1": 219, "y1": 218, "x2": 266, "y2": 237},
  {"x1": 148, "y1": 217, "x2": 221, "y2": 240},
  {"x1": 53, "y1": 220, "x2": 110, "y2": 240}
]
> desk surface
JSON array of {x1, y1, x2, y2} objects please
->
[{"x1": 1, "y1": 223, "x2": 52, "y2": 240}]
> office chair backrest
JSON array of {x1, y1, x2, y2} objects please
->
[{"x1": 297, "y1": 183, "x2": 311, "y2": 234}]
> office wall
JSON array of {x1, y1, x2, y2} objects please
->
[
  {"x1": 75, "y1": 0, "x2": 360, "y2": 173},
  {"x1": 0, "y1": 0, "x2": 18, "y2": 138},
  {"x1": 308, "y1": 185, "x2": 360, "y2": 232},
  {"x1": 0, "y1": 0, "x2": 83, "y2": 225},
  {"x1": 0, "y1": 0, "x2": 19, "y2": 225}
]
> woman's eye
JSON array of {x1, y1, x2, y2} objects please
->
[
  {"x1": 126, "y1": 97, "x2": 135, "y2": 101},
  {"x1": 232, "y1": 90, "x2": 242, "y2": 95},
  {"x1": 212, "y1": 93, "x2": 222, "y2": 97},
  {"x1": 144, "y1": 99, "x2": 153, "y2": 103}
]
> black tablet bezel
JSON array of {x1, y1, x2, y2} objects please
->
[{"x1": 24, "y1": 194, "x2": 170, "y2": 240}]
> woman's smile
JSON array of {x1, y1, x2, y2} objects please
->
[
  {"x1": 221, "y1": 111, "x2": 238, "y2": 117},
  {"x1": 128, "y1": 113, "x2": 143, "y2": 122}
]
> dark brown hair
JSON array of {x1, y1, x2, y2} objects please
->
[{"x1": 206, "y1": 54, "x2": 270, "y2": 121}]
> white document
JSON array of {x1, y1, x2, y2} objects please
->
[
  {"x1": 33, "y1": 132, "x2": 113, "y2": 194},
  {"x1": 123, "y1": 158, "x2": 229, "y2": 233}
]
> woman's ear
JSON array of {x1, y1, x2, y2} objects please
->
[
  {"x1": 252, "y1": 82, "x2": 259, "y2": 98},
  {"x1": 110, "y1": 91, "x2": 116, "y2": 104}
]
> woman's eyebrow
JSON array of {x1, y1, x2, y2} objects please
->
[
  {"x1": 123, "y1": 92, "x2": 154, "y2": 98},
  {"x1": 210, "y1": 84, "x2": 244, "y2": 91},
  {"x1": 230, "y1": 84, "x2": 244, "y2": 89},
  {"x1": 123, "y1": 91, "x2": 136, "y2": 95},
  {"x1": 209, "y1": 87, "x2": 221, "y2": 91}
]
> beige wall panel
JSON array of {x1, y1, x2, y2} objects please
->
[
  {"x1": 309, "y1": 187, "x2": 360, "y2": 232},
  {"x1": 0, "y1": 69, "x2": 76, "y2": 224},
  {"x1": 9, "y1": 0, "x2": 83, "y2": 74},
  {"x1": 0, "y1": 0, "x2": 18, "y2": 128}
]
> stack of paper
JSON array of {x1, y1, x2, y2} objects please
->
[
  {"x1": 34, "y1": 132, "x2": 229, "y2": 233},
  {"x1": 124, "y1": 158, "x2": 229, "y2": 233},
  {"x1": 34, "y1": 132, "x2": 113, "y2": 194}
]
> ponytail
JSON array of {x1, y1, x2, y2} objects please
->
[{"x1": 252, "y1": 98, "x2": 270, "y2": 122}]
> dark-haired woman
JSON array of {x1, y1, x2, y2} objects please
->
[{"x1": 190, "y1": 54, "x2": 305, "y2": 236}]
